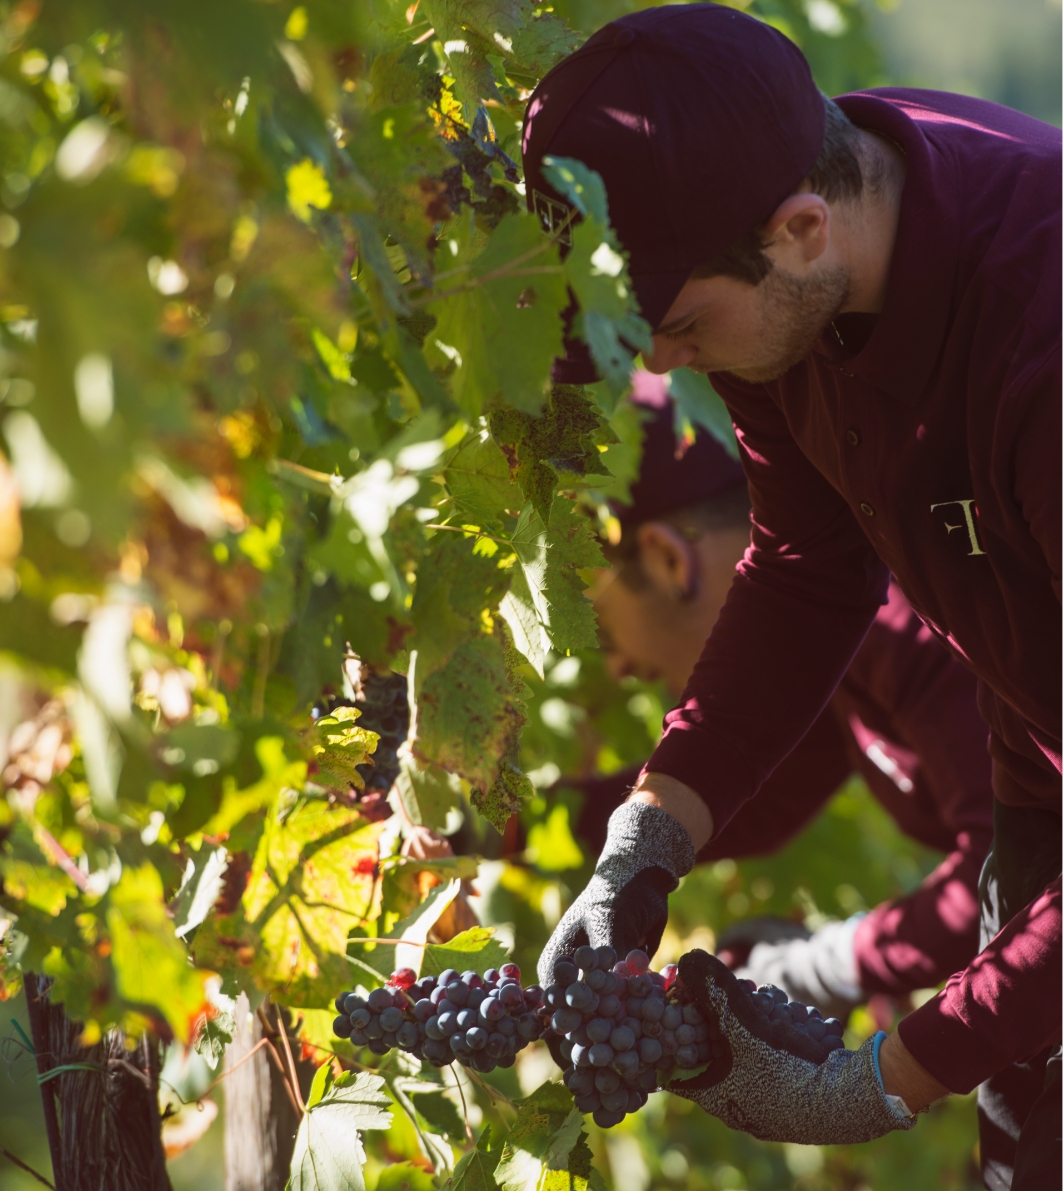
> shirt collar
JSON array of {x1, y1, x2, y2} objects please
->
[{"x1": 831, "y1": 91, "x2": 962, "y2": 405}]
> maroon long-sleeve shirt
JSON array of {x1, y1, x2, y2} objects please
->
[
  {"x1": 577, "y1": 582, "x2": 994, "y2": 995},
  {"x1": 644, "y1": 89, "x2": 1061, "y2": 1092}
]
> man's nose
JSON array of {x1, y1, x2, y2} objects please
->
[{"x1": 642, "y1": 337, "x2": 695, "y2": 374}]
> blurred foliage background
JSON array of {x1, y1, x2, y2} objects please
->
[{"x1": 0, "y1": 0, "x2": 1057, "y2": 1189}]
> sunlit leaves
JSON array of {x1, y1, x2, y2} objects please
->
[
  {"x1": 667, "y1": 368, "x2": 740, "y2": 459},
  {"x1": 287, "y1": 159, "x2": 333, "y2": 222},
  {"x1": 494, "y1": 1083, "x2": 605, "y2": 1191},
  {"x1": 289, "y1": 1066, "x2": 392, "y2": 1191}
]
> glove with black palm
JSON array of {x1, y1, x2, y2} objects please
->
[{"x1": 669, "y1": 950, "x2": 916, "y2": 1145}]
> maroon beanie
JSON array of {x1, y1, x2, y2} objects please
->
[
  {"x1": 522, "y1": 3, "x2": 824, "y2": 382},
  {"x1": 616, "y1": 371, "x2": 747, "y2": 531}
]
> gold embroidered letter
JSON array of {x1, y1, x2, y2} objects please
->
[{"x1": 930, "y1": 499, "x2": 986, "y2": 556}]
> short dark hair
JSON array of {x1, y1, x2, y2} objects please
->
[
  {"x1": 605, "y1": 485, "x2": 753, "y2": 592},
  {"x1": 691, "y1": 96, "x2": 863, "y2": 286}
]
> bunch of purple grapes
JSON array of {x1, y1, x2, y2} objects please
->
[
  {"x1": 737, "y1": 977, "x2": 847, "y2": 1051},
  {"x1": 542, "y1": 946, "x2": 719, "y2": 1129},
  {"x1": 332, "y1": 963, "x2": 545, "y2": 1074}
]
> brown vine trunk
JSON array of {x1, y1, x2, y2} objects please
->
[
  {"x1": 24, "y1": 973, "x2": 172, "y2": 1191},
  {"x1": 223, "y1": 994, "x2": 304, "y2": 1191}
]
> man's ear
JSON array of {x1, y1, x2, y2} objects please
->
[
  {"x1": 762, "y1": 192, "x2": 831, "y2": 265},
  {"x1": 636, "y1": 522, "x2": 699, "y2": 601}
]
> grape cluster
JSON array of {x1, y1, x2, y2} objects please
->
[
  {"x1": 543, "y1": 947, "x2": 718, "y2": 1130},
  {"x1": 736, "y1": 977, "x2": 846, "y2": 1053},
  {"x1": 332, "y1": 963, "x2": 545, "y2": 1074}
]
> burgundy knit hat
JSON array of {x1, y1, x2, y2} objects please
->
[
  {"x1": 616, "y1": 371, "x2": 746, "y2": 531},
  {"x1": 522, "y1": 3, "x2": 824, "y2": 383}
]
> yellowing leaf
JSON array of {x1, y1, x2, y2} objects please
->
[{"x1": 287, "y1": 159, "x2": 332, "y2": 222}]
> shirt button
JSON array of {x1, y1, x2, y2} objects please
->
[
  {"x1": 859, "y1": 502, "x2": 875, "y2": 517},
  {"x1": 846, "y1": 428, "x2": 860, "y2": 447},
  {"x1": 840, "y1": 367, "x2": 855, "y2": 378}
]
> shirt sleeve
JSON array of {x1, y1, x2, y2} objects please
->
[
  {"x1": 645, "y1": 377, "x2": 890, "y2": 837},
  {"x1": 897, "y1": 876, "x2": 1062, "y2": 1094}
]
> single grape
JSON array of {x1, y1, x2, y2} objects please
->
[
  {"x1": 517, "y1": 1013, "x2": 542, "y2": 1041},
  {"x1": 397, "y1": 1022, "x2": 420, "y2": 1050},
  {"x1": 420, "y1": 974, "x2": 438, "y2": 992},
  {"x1": 637, "y1": 1068, "x2": 658, "y2": 1092},
  {"x1": 438, "y1": 968, "x2": 460, "y2": 988},
  {"x1": 437, "y1": 1011, "x2": 459, "y2": 1037},
  {"x1": 591, "y1": 1068, "x2": 619, "y2": 1095},
  {"x1": 771, "y1": 1003, "x2": 793, "y2": 1024},
  {"x1": 682, "y1": 1004, "x2": 705, "y2": 1026},
  {"x1": 486, "y1": 1033, "x2": 508, "y2": 1059},
  {"x1": 349, "y1": 1007, "x2": 372, "y2": 1030},
  {"x1": 612, "y1": 1049, "x2": 640, "y2": 1079},
  {"x1": 456, "y1": 1008, "x2": 477, "y2": 1031},
  {"x1": 367, "y1": 1037, "x2": 390, "y2": 1055},
  {"x1": 461, "y1": 969, "x2": 483, "y2": 987},
  {"x1": 570, "y1": 1024, "x2": 591, "y2": 1047},
  {"x1": 351, "y1": 1030, "x2": 368, "y2": 1047},
  {"x1": 472, "y1": 1052, "x2": 496, "y2": 1073},
  {"x1": 390, "y1": 968, "x2": 416, "y2": 990},
  {"x1": 565, "y1": 982, "x2": 594, "y2": 1011},
  {"x1": 576, "y1": 1090, "x2": 602, "y2": 1114},
  {"x1": 626, "y1": 949, "x2": 650, "y2": 973},
  {"x1": 499, "y1": 962, "x2": 521, "y2": 982},
  {"x1": 676, "y1": 1043, "x2": 699, "y2": 1068},
  {"x1": 790, "y1": 1002, "x2": 809, "y2": 1024},
  {"x1": 543, "y1": 984, "x2": 563, "y2": 1010},
  {"x1": 333, "y1": 1015, "x2": 353, "y2": 1039},
  {"x1": 364, "y1": 1016, "x2": 384, "y2": 1041},
  {"x1": 467, "y1": 987, "x2": 487, "y2": 1011},
  {"x1": 586, "y1": 1017, "x2": 613, "y2": 1044},
  {"x1": 822, "y1": 1035, "x2": 845, "y2": 1053},
  {"x1": 596, "y1": 993, "x2": 621, "y2": 1019},
  {"x1": 570, "y1": 1042, "x2": 590, "y2": 1067},
  {"x1": 675, "y1": 1023, "x2": 696, "y2": 1046},
  {"x1": 737, "y1": 977, "x2": 757, "y2": 994},
  {"x1": 660, "y1": 1030, "x2": 677, "y2": 1055},
  {"x1": 499, "y1": 983, "x2": 524, "y2": 1009},
  {"x1": 593, "y1": 1108, "x2": 625, "y2": 1129},
  {"x1": 823, "y1": 1017, "x2": 845, "y2": 1037},
  {"x1": 621, "y1": 1016, "x2": 643, "y2": 1040},
  {"x1": 429, "y1": 986, "x2": 448, "y2": 1006},
  {"x1": 807, "y1": 1005, "x2": 823, "y2": 1020},
  {"x1": 559, "y1": 1037, "x2": 574, "y2": 1062},
  {"x1": 574, "y1": 945, "x2": 598, "y2": 971},
  {"x1": 660, "y1": 963, "x2": 678, "y2": 989},
  {"x1": 446, "y1": 980, "x2": 469, "y2": 1007},
  {"x1": 628, "y1": 974, "x2": 653, "y2": 998},
  {"x1": 336, "y1": 991, "x2": 354, "y2": 1013},
  {"x1": 566, "y1": 1066, "x2": 595, "y2": 1095},
  {"x1": 638, "y1": 1037, "x2": 663, "y2": 1064},
  {"x1": 367, "y1": 987, "x2": 393, "y2": 1012},
  {"x1": 379, "y1": 1007, "x2": 404, "y2": 1033},
  {"x1": 661, "y1": 1004, "x2": 683, "y2": 1030},
  {"x1": 479, "y1": 996, "x2": 505, "y2": 1024},
  {"x1": 554, "y1": 960, "x2": 579, "y2": 988},
  {"x1": 523, "y1": 985, "x2": 543, "y2": 1008},
  {"x1": 584, "y1": 968, "x2": 607, "y2": 991},
  {"x1": 497, "y1": 1014, "x2": 517, "y2": 1037},
  {"x1": 641, "y1": 997, "x2": 664, "y2": 1022},
  {"x1": 807, "y1": 1018, "x2": 826, "y2": 1041},
  {"x1": 483, "y1": 968, "x2": 501, "y2": 985},
  {"x1": 450, "y1": 1032, "x2": 471, "y2": 1055},
  {"x1": 552, "y1": 1007, "x2": 583, "y2": 1034},
  {"x1": 466, "y1": 1026, "x2": 488, "y2": 1050},
  {"x1": 422, "y1": 1038, "x2": 450, "y2": 1064},
  {"x1": 641, "y1": 1020, "x2": 662, "y2": 1040},
  {"x1": 414, "y1": 999, "x2": 434, "y2": 1022},
  {"x1": 600, "y1": 1086, "x2": 629, "y2": 1113},
  {"x1": 612, "y1": 961, "x2": 632, "y2": 980},
  {"x1": 589, "y1": 1042, "x2": 615, "y2": 1067},
  {"x1": 751, "y1": 991, "x2": 773, "y2": 1015},
  {"x1": 609, "y1": 1025, "x2": 635, "y2": 1052},
  {"x1": 595, "y1": 946, "x2": 617, "y2": 970},
  {"x1": 762, "y1": 985, "x2": 787, "y2": 1005},
  {"x1": 598, "y1": 971, "x2": 619, "y2": 996}
]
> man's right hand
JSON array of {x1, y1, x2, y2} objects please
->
[{"x1": 536, "y1": 800, "x2": 697, "y2": 988}]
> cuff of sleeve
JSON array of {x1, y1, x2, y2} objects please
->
[
  {"x1": 644, "y1": 727, "x2": 755, "y2": 837},
  {"x1": 897, "y1": 992, "x2": 1010, "y2": 1095},
  {"x1": 871, "y1": 1032, "x2": 915, "y2": 1120}
]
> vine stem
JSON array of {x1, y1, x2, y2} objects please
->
[
  {"x1": 24, "y1": 975, "x2": 63, "y2": 1191},
  {"x1": 273, "y1": 1003, "x2": 306, "y2": 1114},
  {"x1": 1, "y1": 1147, "x2": 55, "y2": 1189}
]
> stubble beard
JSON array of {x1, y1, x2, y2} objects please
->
[{"x1": 725, "y1": 263, "x2": 850, "y2": 385}]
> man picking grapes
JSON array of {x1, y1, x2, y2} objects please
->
[{"x1": 522, "y1": 6, "x2": 1060, "y2": 1186}]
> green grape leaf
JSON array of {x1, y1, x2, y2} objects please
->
[
  {"x1": 667, "y1": 368, "x2": 740, "y2": 459},
  {"x1": 289, "y1": 1068, "x2": 392, "y2": 1191},
  {"x1": 172, "y1": 843, "x2": 230, "y2": 940},
  {"x1": 391, "y1": 750, "x2": 467, "y2": 830},
  {"x1": 443, "y1": 432, "x2": 522, "y2": 532},
  {"x1": 411, "y1": 1091, "x2": 467, "y2": 1146},
  {"x1": 307, "y1": 705, "x2": 379, "y2": 792},
  {"x1": 489, "y1": 384, "x2": 610, "y2": 525},
  {"x1": 420, "y1": 926, "x2": 509, "y2": 977},
  {"x1": 192, "y1": 1006, "x2": 235, "y2": 1071},
  {"x1": 505, "y1": 497, "x2": 603, "y2": 664},
  {"x1": 444, "y1": 1127, "x2": 501, "y2": 1191},
  {"x1": 495, "y1": 1083, "x2": 590, "y2": 1191},
  {"x1": 414, "y1": 630, "x2": 525, "y2": 796},
  {"x1": 429, "y1": 212, "x2": 566, "y2": 416}
]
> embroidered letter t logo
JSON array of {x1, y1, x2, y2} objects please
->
[{"x1": 930, "y1": 499, "x2": 986, "y2": 556}]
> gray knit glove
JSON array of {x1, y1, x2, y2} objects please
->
[
  {"x1": 731, "y1": 916, "x2": 864, "y2": 1022},
  {"x1": 670, "y1": 950, "x2": 915, "y2": 1145},
  {"x1": 537, "y1": 801, "x2": 695, "y2": 986}
]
